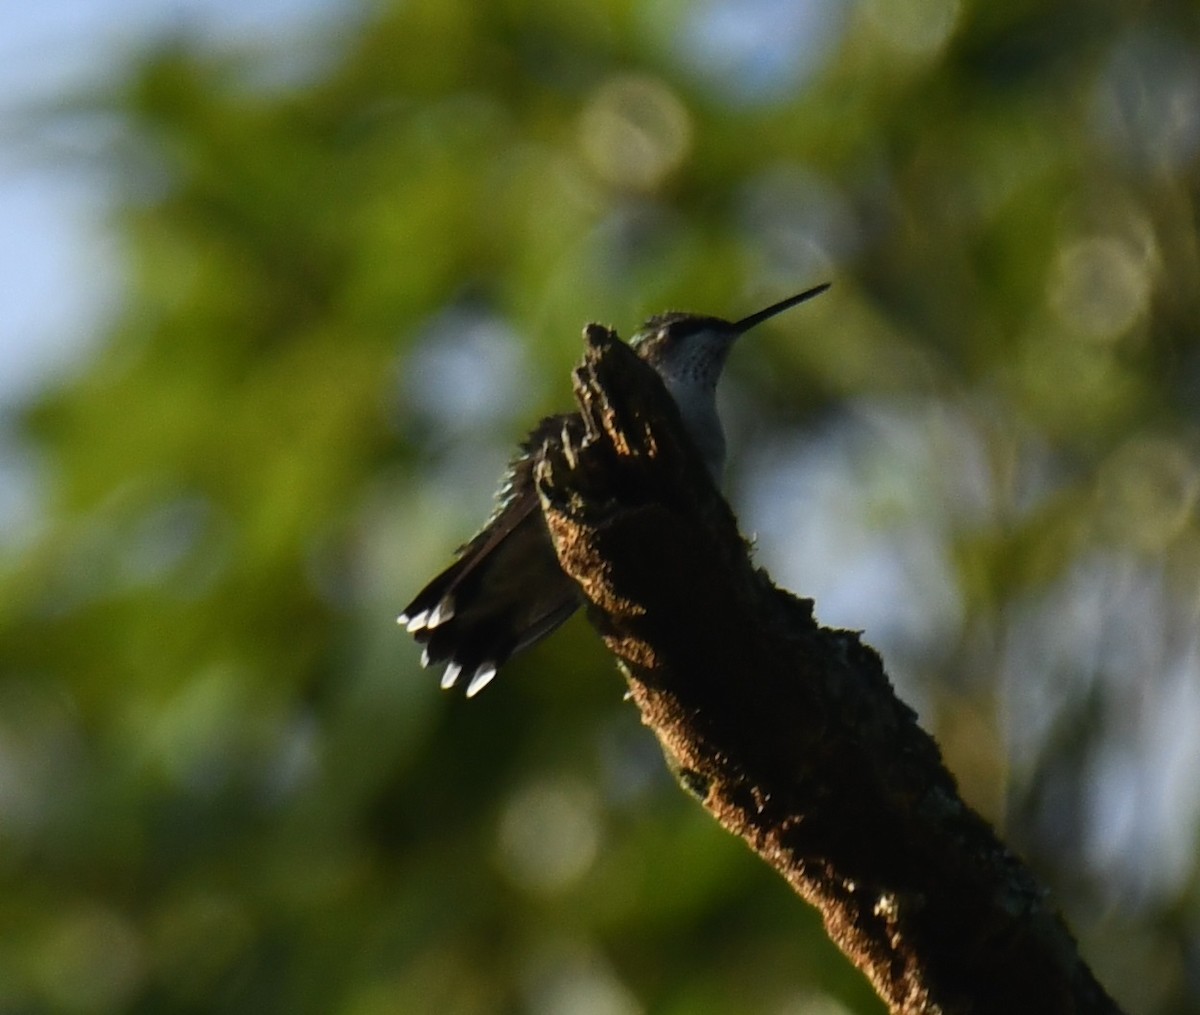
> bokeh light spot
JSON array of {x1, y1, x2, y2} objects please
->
[
  {"x1": 497, "y1": 776, "x2": 601, "y2": 893},
  {"x1": 1096, "y1": 437, "x2": 1198, "y2": 551},
  {"x1": 861, "y1": 0, "x2": 960, "y2": 58},
  {"x1": 522, "y1": 943, "x2": 643, "y2": 1015},
  {"x1": 1047, "y1": 234, "x2": 1153, "y2": 343},
  {"x1": 579, "y1": 74, "x2": 692, "y2": 191}
]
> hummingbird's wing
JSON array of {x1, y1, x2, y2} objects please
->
[
  {"x1": 398, "y1": 414, "x2": 583, "y2": 695},
  {"x1": 400, "y1": 414, "x2": 559, "y2": 625},
  {"x1": 398, "y1": 483, "x2": 539, "y2": 631}
]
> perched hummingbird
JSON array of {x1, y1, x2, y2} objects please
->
[{"x1": 398, "y1": 284, "x2": 829, "y2": 697}]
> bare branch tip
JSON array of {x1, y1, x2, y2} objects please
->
[{"x1": 582, "y1": 322, "x2": 617, "y2": 350}]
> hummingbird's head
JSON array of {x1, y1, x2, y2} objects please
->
[
  {"x1": 628, "y1": 284, "x2": 829, "y2": 478},
  {"x1": 630, "y1": 284, "x2": 830, "y2": 394},
  {"x1": 631, "y1": 313, "x2": 739, "y2": 393}
]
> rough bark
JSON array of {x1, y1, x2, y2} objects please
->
[{"x1": 532, "y1": 324, "x2": 1124, "y2": 1015}]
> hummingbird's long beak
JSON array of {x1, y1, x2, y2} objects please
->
[{"x1": 732, "y1": 282, "x2": 830, "y2": 335}]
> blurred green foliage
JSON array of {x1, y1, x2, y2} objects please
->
[{"x1": 3, "y1": 0, "x2": 1200, "y2": 1012}]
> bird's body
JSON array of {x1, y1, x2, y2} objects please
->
[{"x1": 399, "y1": 285, "x2": 828, "y2": 696}]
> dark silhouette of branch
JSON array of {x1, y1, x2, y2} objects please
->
[{"x1": 532, "y1": 324, "x2": 1124, "y2": 1015}]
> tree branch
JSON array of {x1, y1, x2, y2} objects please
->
[{"x1": 532, "y1": 325, "x2": 1124, "y2": 1015}]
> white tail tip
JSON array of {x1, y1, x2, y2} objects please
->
[
  {"x1": 404, "y1": 609, "x2": 430, "y2": 633},
  {"x1": 428, "y1": 598, "x2": 455, "y2": 628},
  {"x1": 465, "y1": 662, "x2": 498, "y2": 698},
  {"x1": 440, "y1": 661, "x2": 462, "y2": 690}
]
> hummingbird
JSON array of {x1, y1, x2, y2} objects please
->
[{"x1": 398, "y1": 284, "x2": 829, "y2": 697}]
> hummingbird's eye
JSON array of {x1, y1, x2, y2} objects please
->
[{"x1": 665, "y1": 318, "x2": 704, "y2": 343}]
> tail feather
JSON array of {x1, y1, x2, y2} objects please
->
[{"x1": 400, "y1": 488, "x2": 579, "y2": 694}]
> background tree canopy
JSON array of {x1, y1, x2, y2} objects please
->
[{"x1": 2, "y1": 1, "x2": 1199, "y2": 1012}]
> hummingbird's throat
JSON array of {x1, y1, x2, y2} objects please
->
[{"x1": 662, "y1": 374, "x2": 726, "y2": 478}]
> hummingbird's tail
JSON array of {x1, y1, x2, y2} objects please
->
[{"x1": 398, "y1": 483, "x2": 580, "y2": 697}]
